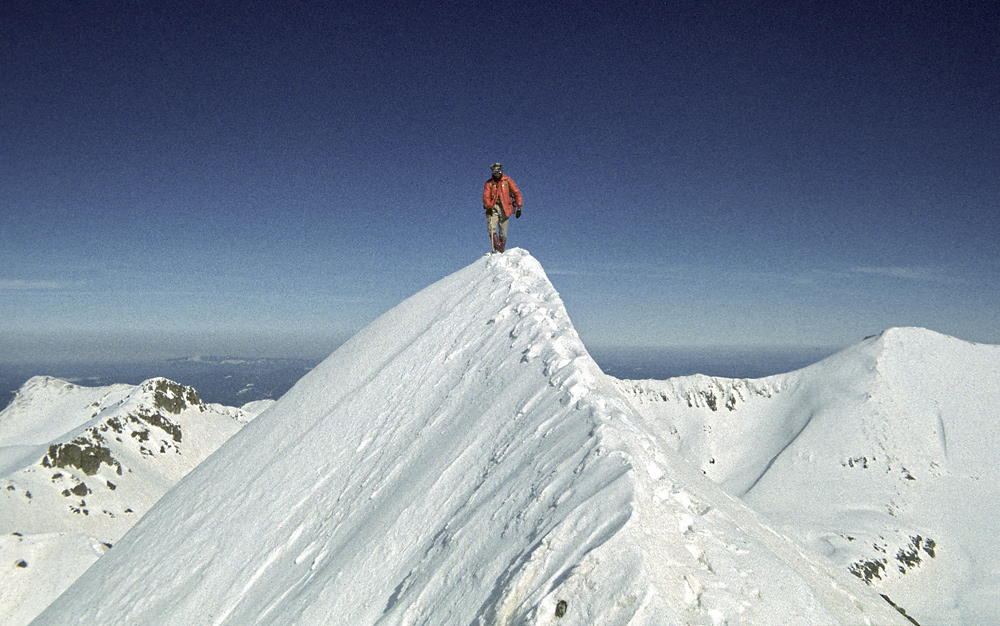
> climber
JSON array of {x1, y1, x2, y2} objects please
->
[{"x1": 482, "y1": 162, "x2": 523, "y2": 253}]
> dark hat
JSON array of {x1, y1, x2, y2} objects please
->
[{"x1": 490, "y1": 162, "x2": 502, "y2": 172}]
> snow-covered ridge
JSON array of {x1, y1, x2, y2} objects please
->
[
  {"x1": 1, "y1": 376, "x2": 270, "y2": 626},
  {"x1": 613, "y1": 371, "x2": 798, "y2": 496},
  {"x1": 617, "y1": 374, "x2": 787, "y2": 413},
  {"x1": 0, "y1": 376, "x2": 134, "y2": 447},
  {"x1": 30, "y1": 249, "x2": 910, "y2": 626},
  {"x1": 616, "y1": 326, "x2": 1000, "y2": 625}
]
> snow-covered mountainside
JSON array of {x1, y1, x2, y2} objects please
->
[
  {"x1": 30, "y1": 249, "x2": 911, "y2": 626},
  {"x1": 0, "y1": 377, "x2": 271, "y2": 626},
  {"x1": 616, "y1": 327, "x2": 1000, "y2": 626}
]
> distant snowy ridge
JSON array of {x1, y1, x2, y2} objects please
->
[
  {"x1": 0, "y1": 376, "x2": 135, "y2": 449},
  {"x1": 31, "y1": 249, "x2": 909, "y2": 626},
  {"x1": 615, "y1": 374, "x2": 790, "y2": 493},
  {"x1": 617, "y1": 327, "x2": 1000, "y2": 625},
  {"x1": 1, "y1": 376, "x2": 271, "y2": 626}
]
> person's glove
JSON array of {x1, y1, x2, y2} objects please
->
[{"x1": 515, "y1": 208, "x2": 522, "y2": 219}]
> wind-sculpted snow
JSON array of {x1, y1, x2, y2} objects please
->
[{"x1": 30, "y1": 249, "x2": 907, "y2": 626}]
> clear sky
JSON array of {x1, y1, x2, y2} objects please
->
[{"x1": 2, "y1": 0, "x2": 998, "y2": 364}]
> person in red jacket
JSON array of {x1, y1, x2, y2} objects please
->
[{"x1": 482, "y1": 162, "x2": 522, "y2": 253}]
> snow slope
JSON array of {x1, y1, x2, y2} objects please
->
[
  {"x1": 0, "y1": 377, "x2": 134, "y2": 450},
  {"x1": 617, "y1": 328, "x2": 1000, "y2": 625},
  {"x1": 31, "y1": 249, "x2": 907, "y2": 626},
  {"x1": 1, "y1": 377, "x2": 270, "y2": 626}
]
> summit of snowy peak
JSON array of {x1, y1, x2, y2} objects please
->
[
  {"x1": 855, "y1": 327, "x2": 1000, "y2": 475},
  {"x1": 843, "y1": 327, "x2": 1000, "y2": 416},
  {"x1": 30, "y1": 250, "x2": 910, "y2": 626},
  {"x1": 13, "y1": 376, "x2": 77, "y2": 395},
  {"x1": 867, "y1": 325, "x2": 959, "y2": 344},
  {"x1": 134, "y1": 378, "x2": 204, "y2": 414},
  {"x1": 0, "y1": 377, "x2": 134, "y2": 447},
  {"x1": 746, "y1": 327, "x2": 990, "y2": 400},
  {"x1": 3, "y1": 376, "x2": 107, "y2": 417},
  {"x1": 847, "y1": 326, "x2": 996, "y2": 375}
]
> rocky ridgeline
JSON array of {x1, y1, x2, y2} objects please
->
[
  {"x1": 614, "y1": 373, "x2": 786, "y2": 412},
  {"x1": 19, "y1": 379, "x2": 211, "y2": 521},
  {"x1": 40, "y1": 379, "x2": 199, "y2": 477}
]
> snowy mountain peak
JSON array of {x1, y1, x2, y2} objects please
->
[
  {"x1": 30, "y1": 249, "x2": 909, "y2": 626},
  {"x1": 619, "y1": 324, "x2": 1000, "y2": 624},
  {"x1": 1, "y1": 376, "x2": 268, "y2": 626},
  {"x1": 861, "y1": 326, "x2": 981, "y2": 369},
  {"x1": 868, "y1": 325, "x2": 966, "y2": 345},
  {"x1": 1, "y1": 375, "x2": 256, "y2": 537},
  {"x1": 10, "y1": 375, "x2": 79, "y2": 399},
  {"x1": 135, "y1": 377, "x2": 204, "y2": 415},
  {"x1": 0, "y1": 377, "x2": 134, "y2": 448}
]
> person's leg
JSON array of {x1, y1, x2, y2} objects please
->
[
  {"x1": 497, "y1": 212, "x2": 509, "y2": 252},
  {"x1": 487, "y1": 209, "x2": 499, "y2": 251}
]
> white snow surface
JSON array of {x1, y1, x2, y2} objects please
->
[
  {"x1": 1, "y1": 377, "x2": 269, "y2": 626},
  {"x1": 616, "y1": 328, "x2": 1000, "y2": 625},
  {"x1": 28, "y1": 249, "x2": 914, "y2": 626},
  {"x1": 0, "y1": 377, "x2": 135, "y2": 448}
]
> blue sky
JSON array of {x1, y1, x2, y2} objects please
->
[{"x1": 2, "y1": 0, "x2": 998, "y2": 364}]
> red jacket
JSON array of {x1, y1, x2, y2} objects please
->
[{"x1": 483, "y1": 174, "x2": 523, "y2": 218}]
